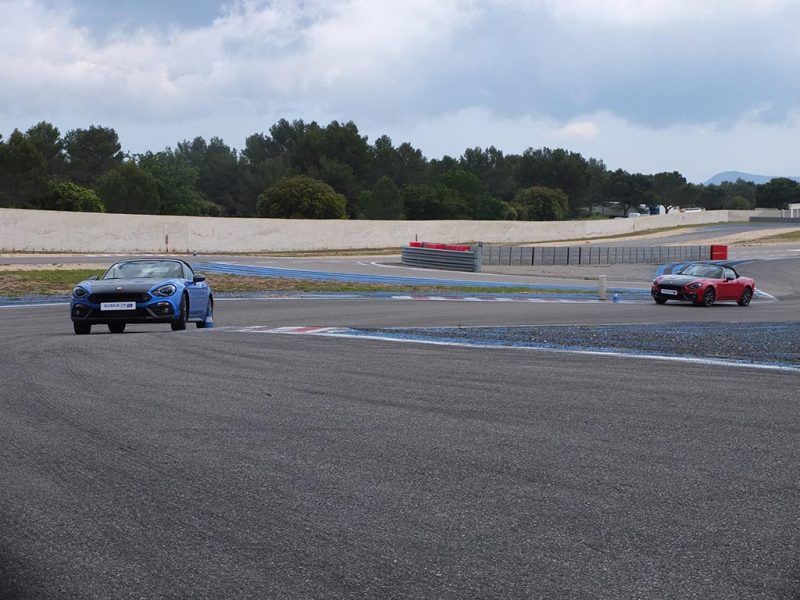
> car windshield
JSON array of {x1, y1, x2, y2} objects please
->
[
  {"x1": 679, "y1": 264, "x2": 724, "y2": 279},
  {"x1": 102, "y1": 261, "x2": 184, "y2": 280}
]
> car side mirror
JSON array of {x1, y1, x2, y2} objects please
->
[
  {"x1": 193, "y1": 274, "x2": 206, "y2": 283},
  {"x1": 726, "y1": 276, "x2": 734, "y2": 281},
  {"x1": 88, "y1": 275, "x2": 98, "y2": 280}
]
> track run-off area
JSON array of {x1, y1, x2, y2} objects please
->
[{"x1": 2, "y1": 223, "x2": 800, "y2": 599}]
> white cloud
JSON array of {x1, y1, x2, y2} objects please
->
[
  {"x1": 1, "y1": 0, "x2": 798, "y2": 181},
  {"x1": 530, "y1": 0, "x2": 798, "y2": 25},
  {"x1": 0, "y1": 0, "x2": 480, "y2": 120},
  {"x1": 554, "y1": 121, "x2": 599, "y2": 140}
]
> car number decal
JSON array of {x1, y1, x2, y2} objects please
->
[{"x1": 100, "y1": 302, "x2": 136, "y2": 311}]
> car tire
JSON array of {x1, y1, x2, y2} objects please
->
[
  {"x1": 701, "y1": 288, "x2": 715, "y2": 307},
  {"x1": 108, "y1": 323, "x2": 126, "y2": 334},
  {"x1": 171, "y1": 295, "x2": 187, "y2": 331},
  {"x1": 738, "y1": 287, "x2": 753, "y2": 307},
  {"x1": 196, "y1": 298, "x2": 213, "y2": 328},
  {"x1": 654, "y1": 297, "x2": 668, "y2": 305},
  {"x1": 73, "y1": 322, "x2": 91, "y2": 335}
]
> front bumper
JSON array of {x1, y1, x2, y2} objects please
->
[
  {"x1": 71, "y1": 299, "x2": 177, "y2": 323},
  {"x1": 651, "y1": 288, "x2": 698, "y2": 302}
]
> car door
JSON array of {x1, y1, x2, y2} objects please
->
[
  {"x1": 183, "y1": 264, "x2": 209, "y2": 318},
  {"x1": 717, "y1": 267, "x2": 740, "y2": 301}
]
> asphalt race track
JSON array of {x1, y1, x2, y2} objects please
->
[{"x1": 2, "y1": 250, "x2": 800, "y2": 598}]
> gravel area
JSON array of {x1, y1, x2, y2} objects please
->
[{"x1": 356, "y1": 322, "x2": 800, "y2": 367}]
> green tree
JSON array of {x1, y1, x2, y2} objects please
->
[
  {"x1": 601, "y1": 169, "x2": 654, "y2": 215},
  {"x1": 358, "y1": 176, "x2": 403, "y2": 219},
  {"x1": 719, "y1": 178, "x2": 757, "y2": 205},
  {"x1": 0, "y1": 129, "x2": 49, "y2": 208},
  {"x1": 697, "y1": 185, "x2": 726, "y2": 210},
  {"x1": 97, "y1": 161, "x2": 161, "y2": 214},
  {"x1": 138, "y1": 150, "x2": 220, "y2": 216},
  {"x1": 25, "y1": 121, "x2": 66, "y2": 179},
  {"x1": 63, "y1": 125, "x2": 124, "y2": 187},
  {"x1": 176, "y1": 136, "x2": 246, "y2": 216},
  {"x1": 309, "y1": 156, "x2": 360, "y2": 216},
  {"x1": 256, "y1": 175, "x2": 347, "y2": 219},
  {"x1": 652, "y1": 171, "x2": 687, "y2": 206},
  {"x1": 460, "y1": 146, "x2": 518, "y2": 202},
  {"x1": 755, "y1": 177, "x2": 800, "y2": 208},
  {"x1": 240, "y1": 132, "x2": 293, "y2": 217},
  {"x1": 676, "y1": 182, "x2": 703, "y2": 209},
  {"x1": 437, "y1": 168, "x2": 512, "y2": 220},
  {"x1": 39, "y1": 181, "x2": 105, "y2": 212},
  {"x1": 513, "y1": 186, "x2": 569, "y2": 221},
  {"x1": 401, "y1": 184, "x2": 465, "y2": 220},
  {"x1": 576, "y1": 157, "x2": 607, "y2": 215},
  {"x1": 268, "y1": 119, "x2": 307, "y2": 160},
  {"x1": 515, "y1": 147, "x2": 591, "y2": 214},
  {"x1": 393, "y1": 142, "x2": 428, "y2": 186},
  {"x1": 725, "y1": 195, "x2": 754, "y2": 210}
]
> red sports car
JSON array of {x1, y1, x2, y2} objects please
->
[{"x1": 651, "y1": 263, "x2": 755, "y2": 307}]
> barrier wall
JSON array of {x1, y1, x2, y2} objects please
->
[
  {"x1": 0, "y1": 208, "x2": 748, "y2": 253},
  {"x1": 401, "y1": 245, "x2": 481, "y2": 272},
  {"x1": 481, "y1": 245, "x2": 714, "y2": 266}
]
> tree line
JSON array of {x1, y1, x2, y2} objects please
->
[{"x1": 1, "y1": 119, "x2": 798, "y2": 220}]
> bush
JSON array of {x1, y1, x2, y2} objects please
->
[
  {"x1": 512, "y1": 186, "x2": 569, "y2": 221},
  {"x1": 39, "y1": 182, "x2": 105, "y2": 212},
  {"x1": 256, "y1": 175, "x2": 347, "y2": 219}
]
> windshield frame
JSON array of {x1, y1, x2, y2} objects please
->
[
  {"x1": 101, "y1": 260, "x2": 189, "y2": 280},
  {"x1": 678, "y1": 264, "x2": 727, "y2": 279}
]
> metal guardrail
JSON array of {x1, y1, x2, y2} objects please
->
[
  {"x1": 750, "y1": 216, "x2": 800, "y2": 223},
  {"x1": 401, "y1": 246, "x2": 482, "y2": 272},
  {"x1": 481, "y1": 245, "x2": 712, "y2": 266}
]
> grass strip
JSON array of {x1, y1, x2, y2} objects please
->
[
  {"x1": 750, "y1": 230, "x2": 800, "y2": 243},
  {"x1": 0, "y1": 269, "x2": 597, "y2": 298}
]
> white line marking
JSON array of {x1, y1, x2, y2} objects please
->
[
  {"x1": 232, "y1": 326, "x2": 800, "y2": 372},
  {"x1": 0, "y1": 302, "x2": 68, "y2": 309},
  {"x1": 312, "y1": 332, "x2": 800, "y2": 373}
]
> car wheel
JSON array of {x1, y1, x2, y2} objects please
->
[
  {"x1": 654, "y1": 297, "x2": 668, "y2": 305},
  {"x1": 701, "y1": 288, "x2": 715, "y2": 307},
  {"x1": 738, "y1": 287, "x2": 753, "y2": 307},
  {"x1": 196, "y1": 298, "x2": 213, "y2": 328},
  {"x1": 171, "y1": 295, "x2": 187, "y2": 331},
  {"x1": 108, "y1": 323, "x2": 126, "y2": 334},
  {"x1": 73, "y1": 321, "x2": 91, "y2": 335}
]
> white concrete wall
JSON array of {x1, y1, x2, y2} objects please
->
[{"x1": 0, "y1": 208, "x2": 744, "y2": 253}]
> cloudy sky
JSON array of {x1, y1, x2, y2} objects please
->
[{"x1": 1, "y1": 0, "x2": 798, "y2": 182}]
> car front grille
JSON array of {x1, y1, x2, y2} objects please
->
[
  {"x1": 88, "y1": 292, "x2": 151, "y2": 304},
  {"x1": 94, "y1": 308, "x2": 154, "y2": 319}
]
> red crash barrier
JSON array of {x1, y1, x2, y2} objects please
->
[
  {"x1": 411, "y1": 242, "x2": 471, "y2": 251},
  {"x1": 710, "y1": 245, "x2": 728, "y2": 260}
]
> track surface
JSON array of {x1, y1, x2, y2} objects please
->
[{"x1": 2, "y1": 271, "x2": 800, "y2": 599}]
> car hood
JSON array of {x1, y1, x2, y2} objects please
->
[
  {"x1": 655, "y1": 274, "x2": 702, "y2": 286},
  {"x1": 83, "y1": 278, "x2": 178, "y2": 294}
]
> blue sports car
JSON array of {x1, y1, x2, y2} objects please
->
[{"x1": 70, "y1": 259, "x2": 213, "y2": 335}]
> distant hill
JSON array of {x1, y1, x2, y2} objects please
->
[{"x1": 705, "y1": 171, "x2": 800, "y2": 185}]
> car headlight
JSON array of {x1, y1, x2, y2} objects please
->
[
  {"x1": 687, "y1": 282, "x2": 703, "y2": 289},
  {"x1": 72, "y1": 286, "x2": 89, "y2": 299},
  {"x1": 153, "y1": 284, "x2": 177, "y2": 297}
]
